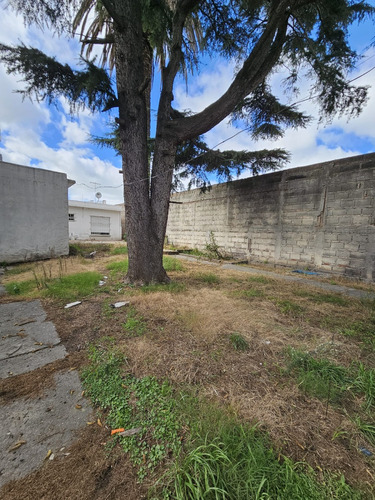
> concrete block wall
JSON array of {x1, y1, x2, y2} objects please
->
[
  {"x1": 166, "y1": 153, "x2": 375, "y2": 281},
  {"x1": 0, "y1": 161, "x2": 74, "y2": 263}
]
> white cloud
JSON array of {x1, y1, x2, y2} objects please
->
[
  {"x1": 0, "y1": 68, "x2": 51, "y2": 130},
  {"x1": 59, "y1": 116, "x2": 91, "y2": 147},
  {"x1": 0, "y1": 9, "x2": 122, "y2": 205}
]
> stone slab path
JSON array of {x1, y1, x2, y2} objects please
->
[
  {"x1": 177, "y1": 255, "x2": 375, "y2": 300},
  {"x1": 0, "y1": 301, "x2": 67, "y2": 378},
  {"x1": 0, "y1": 300, "x2": 91, "y2": 488}
]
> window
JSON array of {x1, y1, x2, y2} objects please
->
[
  {"x1": 68, "y1": 213, "x2": 75, "y2": 221},
  {"x1": 91, "y1": 215, "x2": 110, "y2": 236}
]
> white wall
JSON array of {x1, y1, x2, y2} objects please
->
[
  {"x1": 68, "y1": 201, "x2": 122, "y2": 241},
  {"x1": 0, "y1": 161, "x2": 74, "y2": 263}
]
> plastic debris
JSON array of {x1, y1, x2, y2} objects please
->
[
  {"x1": 110, "y1": 301, "x2": 130, "y2": 309},
  {"x1": 98, "y1": 280, "x2": 106, "y2": 286},
  {"x1": 359, "y1": 447, "x2": 373, "y2": 457},
  {"x1": 118, "y1": 427, "x2": 142, "y2": 437},
  {"x1": 64, "y1": 301, "x2": 82, "y2": 309},
  {"x1": 292, "y1": 270, "x2": 319, "y2": 275},
  {"x1": 111, "y1": 428, "x2": 125, "y2": 435}
]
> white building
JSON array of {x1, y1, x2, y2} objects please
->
[
  {"x1": 68, "y1": 200, "x2": 122, "y2": 241},
  {"x1": 0, "y1": 161, "x2": 75, "y2": 263}
]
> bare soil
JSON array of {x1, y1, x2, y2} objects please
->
[{"x1": 1, "y1": 252, "x2": 374, "y2": 498}]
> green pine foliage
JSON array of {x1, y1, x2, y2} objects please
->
[{"x1": 2, "y1": 0, "x2": 373, "y2": 184}]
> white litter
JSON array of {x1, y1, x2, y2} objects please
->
[
  {"x1": 112, "y1": 301, "x2": 130, "y2": 308},
  {"x1": 64, "y1": 301, "x2": 82, "y2": 309},
  {"x1": 98, "y1": 280, "x2": 106, "y2": 286}
]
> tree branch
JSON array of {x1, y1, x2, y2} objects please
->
[
  {"x1": 170, "y1": 1, "x2": 291, "y2": 142},
  {"x1": 100, "y1": 0, "x2": 124, "y2": 29},
  {"x1": 157, "y1": 0, "x2": 200, "y2": 125}
]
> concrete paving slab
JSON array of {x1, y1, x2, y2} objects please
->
[
  {"x1": 175, "y1": 256, "x2": 375, "y2": 300},
  {"x1": 0, "y1": 301, "x2": 67, "y2": 378},
  {"x1": 0, "y1": 345, "x2": 68, "y2": 379},
  {"x1": 221, "y1": 263, "x2": 375, "y2": 300},
  {"x1": 0, "y1": 370, "x2": 91, "y2": 487}
]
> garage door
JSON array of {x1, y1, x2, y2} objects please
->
[{"x1": 90, "y1": 216, "x2": 110, "y2": 235}]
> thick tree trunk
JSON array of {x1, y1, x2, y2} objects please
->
[{"x1": 113, "y1": 0, "x2": 172, "y2": 284}]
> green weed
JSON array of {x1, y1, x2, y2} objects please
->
[
  {"x1": 4, "y1": 264, "x2": 33, "y2": 276},
  {"x1": 276, "y1": 300, "x2": 305, "y2": 317},
  {"x1": 163, "y1": 256, "x2": 184, "y2": 272},
  {"x1": 294, "y1": 290, "x2": 349, "y2": 307},
  {"x1": 195, "y1": 272, "x2": 221, "y2": 284},
  {"x1": 123, "y1": 307, "x2": 147, "y2": 337},
  {"x1": 353, "y1": 363, "x2": 375, "y2": 411},
  {"x1": 205, "y1": 231, "x2": 224, "y2": 260},
  {"x1": 232, "y1": 288, "x2": 264, "y2": 299},
  {"x1": 82, "y1": 346, "x2": 362, "y2": 497},
  {"x1": 82, "y1": 346, "x2": 182, "y2": 481},
  {"x1": 162, "y1": 408, "x2": 360, "y2": 500},
  {"x1": 229, "y1": 333, "x2": 249, "y2": 352},
  {"x1": 286, "y1": 350, "x2": 375, "y2": 412},
  {"x1": 285, "y1": 348, "x2": 350, "y2": 403},
  {"x1": 106, "y1": 260, "x2": 129, "y2": 274},
  {"x1": 111, "y1": 246, "x2": 128, "y2": 255},
  {"x1": 247, "y1": 275, "x2": 273, "y2": 284},
  {"x1": 353, "y1": 417, "x2": 375, "y2": 446},
  {"x1": 43, "y1": 271, "x2": 102, "y2": 301},
  {"x1": 5, "y1": 279, "x2": 36, "y2": 296},
  {"x1": 102, "y1": 299, "x2": 116, "y2": 318},
  {"x1": 5, "y1": 269, "x2": 102, "y2": 300},
  {"x1": 340, "y1": 316, "x2": 375, "y2": 348}
]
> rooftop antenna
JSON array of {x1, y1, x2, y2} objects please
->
[
  {"x1": 90, "y1": 181, "x2": 100, "y2": 202},
  {"x1": 95, "y1": 192, "x2": 102, "y2": 203}
]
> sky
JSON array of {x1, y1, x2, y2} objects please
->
[{"x1": 0, "y1": 5, "x2": 375, "y2": 205}]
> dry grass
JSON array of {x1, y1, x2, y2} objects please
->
[{"x1": 1, "y1": 250, "x2": 375, "y2": 497}]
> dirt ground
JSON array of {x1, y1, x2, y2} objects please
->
[{"x1": 1, "y1": 250, "x2": 374, "y2": 498}]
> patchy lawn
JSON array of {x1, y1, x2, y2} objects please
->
[{"x1": 1, "y1": 245, "x2": 375, "y2": 499}]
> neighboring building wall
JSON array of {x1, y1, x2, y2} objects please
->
[
  {"x1": 115, "y1": 203, "x2": 126, "y2": 239},
  {"x1": 0, "y1": 161, "x2": 74, "y2": 264},
  {"x1": 68, "y1": 201, "x2": 122, "y2": 241},
  {"x1": 166, "y1": 153, "x2": 375, "y2": 281}
]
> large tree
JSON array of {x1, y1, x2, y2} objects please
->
[{"x1": 1, "y1": 0, "x2": 373, "y2": 283}]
